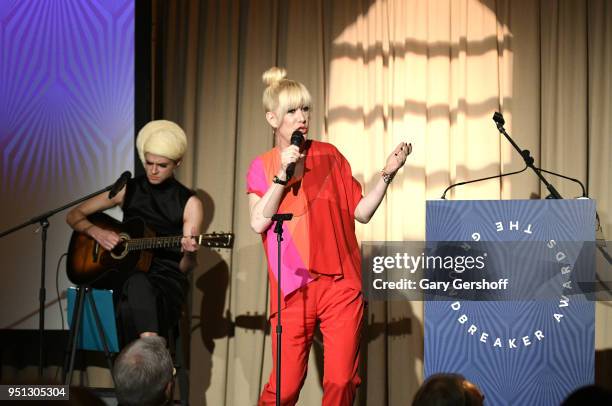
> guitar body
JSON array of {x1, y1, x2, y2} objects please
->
[
  {"x1": 67, "y1": 212, "x2": 233, "y2": 287},
  {"x1": 67, "y1": 213, "x2": 154, "y2": 287}
]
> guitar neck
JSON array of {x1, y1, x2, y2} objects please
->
[
  {"x1": 127, "y1": 235, "x2": 184, "y2": 251},
  {"x1": 124, "y1": 233, "x2": 231, "y2": 251}
]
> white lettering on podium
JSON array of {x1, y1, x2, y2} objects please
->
[{"x1": 445, "y1": 218, "x2": 569, "y2": 352}]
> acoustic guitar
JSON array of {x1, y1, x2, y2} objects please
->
[{"x1": 67, "y1": 212, "x2": 233, "y2": 286}]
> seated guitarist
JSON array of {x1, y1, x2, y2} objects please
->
[{"x1": 66, "y1": 120, "x2": 203, "y2": 345}]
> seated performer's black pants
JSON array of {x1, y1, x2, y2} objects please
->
[
  {"x1": 115, "y1": 272, "x2": 168, "y2": 346},
  {"x1": 114, "y1": 268, "x2": 187, "y2": 347}
]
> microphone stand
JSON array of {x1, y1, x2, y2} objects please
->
[
  {"x1": 491, "y1": 112, "x2": 611, "y2": 293},
  {"x1": 441, "y1": 113, "x2": 608, "y2": 296},
  {"x1": 0, "y1": 183, "x2": 118, "y2": 377},
  {"x1": 268, "y1": 136, "x2": 302, "y2": 405},
  {"x1": 270, "y1": 212, "x2": 293, "y2": 406},
  {"x1": 492, "y1": 112, "x2": 563, "y2": 199}
]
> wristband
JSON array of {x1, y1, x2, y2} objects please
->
[{"x1": 272, "y1": 175, "x2": 288, "y2": 186}]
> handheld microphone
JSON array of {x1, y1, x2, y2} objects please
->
[
  {"x1": 108, "y1": 171, "x2": 131, "y2": 199},
  {"x1": 285, "y1": 131, "x2": 304, "y2": 180},
  {"x1": 492, "y1": 111, "x2": 505, "y2": 127}
]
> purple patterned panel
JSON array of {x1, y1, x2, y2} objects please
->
[
  {"x1": 0, "y1": 0, "x2": 134, "y2": 330},
  {"x1": 0, "y1": 0, "x2": 134, "y2": 202}
]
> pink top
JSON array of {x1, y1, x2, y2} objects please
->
[{"x1": 246, "y1": 140, "x2": 363, "y2": 314}]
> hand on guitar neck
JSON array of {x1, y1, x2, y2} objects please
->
[
  {"x1": 179, "y1": 226, "x2": 200, "y2": 273},
  {"x1": 180, "y1": 226, "x2": 200, "y2": 253}
]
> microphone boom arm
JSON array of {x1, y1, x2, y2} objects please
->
[{"x1": 493, "y1": 112, "x2": 563, "y2": 199}]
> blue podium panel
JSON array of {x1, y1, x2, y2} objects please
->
[{"x1": 425, "y1": 200, "x2": 595, "y2": 406}]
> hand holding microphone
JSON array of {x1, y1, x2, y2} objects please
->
[{"x1": 281, "y1": 131, "x2": 305, "y2": 181}]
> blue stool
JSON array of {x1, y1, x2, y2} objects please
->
[{"x1": 63, "y1": 286, "x2": 119, "y2": 385}]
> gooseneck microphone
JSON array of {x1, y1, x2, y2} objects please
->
[
  {"x1": 285, "y1": 131, "x2": 304, "y2": 180},
  {"x1": 441, "y1": 165, "x2": 529, "y2": 199},
  {"x1": 108, "y1": 171, "x2": 132, "y2": 199},
  {"x1": 533, "y1": 167, "x2": 586, "y2": 198}
]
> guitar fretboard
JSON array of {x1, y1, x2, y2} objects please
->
[
  {"x1": 126, "y1": 236, "x2": 184, "y2": 251},
  {"x1": 122, "y1": 233, "x2": 232, "y2": 251}
]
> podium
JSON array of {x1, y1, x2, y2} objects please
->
[{"x1": 425, "y1": 200, "x2": 596, "y2": 405}]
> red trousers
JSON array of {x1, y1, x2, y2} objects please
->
[{"x1": 258, "y1": 276, "x2": 364, "y2": 406}]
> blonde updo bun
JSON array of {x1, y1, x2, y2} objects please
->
[
  {"x1": 262, "y1": 66, "x2": 312, "y2": 120},
  {"x1": 262, "y1": 67, "x2": 287, "y2": 87}
]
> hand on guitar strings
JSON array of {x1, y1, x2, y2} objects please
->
[{"x1": 88, "y1": 226, "x2": 121, "y2": 251}]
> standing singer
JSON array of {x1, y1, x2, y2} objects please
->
[{"x1": 247, "y1": 67, "x2": 411, "y2": 405}]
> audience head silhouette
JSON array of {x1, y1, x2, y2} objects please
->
[
  {"x1": 412, "y1": 373, "x2": 484, "y2": 406},
  {"x1": 113, "y1": 336, "x2": 174, "y2": 406},
  {"x1": 561, "y1": 384, "x2": 612, "y2": 406}
]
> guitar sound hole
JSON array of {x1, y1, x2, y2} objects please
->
[
  {"x1": 111, "y1": 242, "x2": 126, "y2": 256},
  {"x1": 110, "y1": 234, "x2": 130, "y2": 260}
]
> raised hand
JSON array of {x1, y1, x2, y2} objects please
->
[{"x1": 383, "y1": 142, "x2": 412, "y2": 175}]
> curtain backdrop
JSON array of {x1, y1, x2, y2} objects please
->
[{"x1": 156, "y1": 0, "x2": 611, "y2": 404}]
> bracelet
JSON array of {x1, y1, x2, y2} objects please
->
[
  {"x1": 272, "y1": 175, "x2": 288, "y2": 186},
  {"x1": 381, "y1": 169, "x2": 395, "y2": 184}
]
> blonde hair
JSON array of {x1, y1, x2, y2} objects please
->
[
  {"x1": 136, "y1": 120, "x2": 187, "y2": 164},
  {"x1": 262, "y1": 67, "x2": 312, "y2": 119}
]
